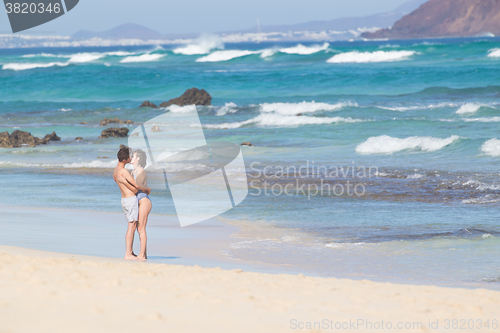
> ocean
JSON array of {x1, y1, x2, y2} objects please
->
[{"x1": 1, "y1": 37, "x2": 500, "y2": 289}]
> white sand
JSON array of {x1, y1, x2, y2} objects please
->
[{"x1": 1, "y1": 245, "x2": 499, "y2": 333}]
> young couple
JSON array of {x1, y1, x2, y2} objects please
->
[{"x1": 113, "y1": 146, "x2": 152, "y2": 261}]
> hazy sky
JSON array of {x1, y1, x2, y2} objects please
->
[{"x1": 1, "y1": 0, "x2": 413, "y2": 35}]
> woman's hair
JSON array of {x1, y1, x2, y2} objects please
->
[{"x1": 133, "y1": 149, "x2": 147, "y2": 168}]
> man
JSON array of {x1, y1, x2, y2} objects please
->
[{"x1": 113, "y1": 146, "x2": 151, "y2": 260}]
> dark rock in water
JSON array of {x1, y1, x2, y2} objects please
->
[
  {"x1": 159, "y1": 88, "x2": 212, "y2": 107},
  {"x1": 241, "y1": 142, "x2": 254, "y2": 147},
  {"x1": 296, "y1": 113, "x2": 303, "y2": 116},
  {"x1": 99, "y1": 128, "x2": 129, "y2": 139},
  {"x1": 139, "y1": 101, "x2": 158, "y2": 108},
  {"x1": 43, "y1": 132, "x2": 61, "y2": 142},
  {"x1": 0, "y1": 130, "x2": 61, "y2": 148},
  {"x1": 75, "y1": 137, "x2": 83, "y2": 141},
  {"x1": 80, "y1": 122, "x2": 87, "y2": 125},
  {"x1": 100, "y1": 117, "x2": 135, "y2": 126}
]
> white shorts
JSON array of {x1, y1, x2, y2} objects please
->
[{"x1": 121, "y1": 196, "x2": 139, "y2": 222}]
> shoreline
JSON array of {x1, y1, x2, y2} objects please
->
[
  {"x1": 2, "y1": 205, "x2": 500, "y2": 291},
  {"x1": 1, "y1": 244, "x2": 499, "y2": 333},
  {"x1": 0, "y1": 205, "x2": 286, "y2": 274}
]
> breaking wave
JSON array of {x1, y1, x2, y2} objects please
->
[
  {"x1": 165, "y1": 105, "x2": 198, "y2": 113},
  {"x1": 196, "y1": 50, "x2": 260, "y2": 62},
  {"x1": 203, "y1": 114, "x2": 363, "y2": 129},
  {"x1": 356, "y1": 135, "x2": 461, "y2": 154},
  {"x1": 456, "y1": 103, "x2": 481, "y2": 114},
  {"x1": 259, "y1": 101, "x2": 356, "y2": 115},
  {"x1": 487, "y1": 48, "x2": 500, "y2": 58},
  {"x1": 216, "y1": 102, "x2": 238, "y2": 116},
  {"x1": 278, "y1": 43, "x2": 329, "y2": 55},
  {"x1": 4, "y1": 51, "x2": 141, "y2": 70},
  {"x1": 481, "y1": 138, "x2": 500, "y2": 156},
  {"x1": 68, "y1": 53, "x2": 107, "y2": 63},
  {"x1": 2, "y1": 62, "x2": 69, "y2": 70},
  {"x1": 120, "y1": 53, "x2": 165, "y2": 63},
  {"x1": 173, "y1": 35, "x2": 224, "y2": 55},
  {"x1": 327, "y1": 50, "x2": 416, "y2": 63}
]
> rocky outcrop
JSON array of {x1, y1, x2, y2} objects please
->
[
  {"x1": 99, "y1": 128, "x2": 129, "y2": 139},
  {"x1": 362, "y1": 0, "x2": 500, "y2": 39},
  {"x1": 0, "y1": 130, "x2": 61, "y2": 148},
  {"x1": 100, "y1": 117, "x2": 134, "y2": 126},
  {"x1": 159, "y1": 88, "x2": 212, "y2": 107},
  {"x1": 139, "y1": 101, "x2": 158, "y2": 108},
  {"x1": 241, "y1": 142, "x2": 254, "y2": 147},
  {"x1": 43, "y1": 132, "x2": 61, "y2": 142}
]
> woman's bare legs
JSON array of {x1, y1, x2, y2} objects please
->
[
  {"x1": 125, "y1": 221, "x2": 138, "y2": 260},
  {"x1": 136, "y1": 198, "x2": 152, "y2": 261}
]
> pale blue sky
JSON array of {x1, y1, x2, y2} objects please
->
[{"x1": 1, "y1": 0, "x2": 413, "y2": 35}]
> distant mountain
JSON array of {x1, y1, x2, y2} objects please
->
[
  {"x1": 72, "y1": 1, "x2": 428, "y2": 42},
  {"x1": 228, "y1": 0, "x2": 428, "y2": 34},
  {"x1": 73, "y1": 23, "x2": 165, "y2": 39},
  {"x1": 363, "y1": 0, "x2": 500, "y2": 39}
]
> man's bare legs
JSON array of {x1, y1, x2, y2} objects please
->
[
  {"x1": 136, "y1": 198, "x2": 152, "y2": 261},
  {"x1": 125, "y1": 221, "x2": 138, "y2": 260}
]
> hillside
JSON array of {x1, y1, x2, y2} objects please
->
[
  {"x1": 73, "y1": 23, "x2": 164, "y2": 39},
  {"x1": 363, "y1": 0, "x2": 500, "y2": 39},
  {"x1": 233, "y1": 0, "x2": 428, "y2": 34}
]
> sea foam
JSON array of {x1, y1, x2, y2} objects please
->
[
  {"x1": 487, "y1": 48, "x2": 500, "y2": 58},
  {"x1": 68, "y1": 53, "x2": 107, "y2": 63},
  {"x1": 203, "y1": 114, "x2": 362, "y2": 129},
  {"x1": 196, "y1": 50, "x2": 260, "y2": 62},
  {"x1": 2, "y1": 62, "x2": 69, "y2": 70},
  {"x1": 120, "y1": 54, "x2": 165, "y2": 63},
  {"x1": 259, "y1": 101, "x2": 356, "y2": 115},
  {"x1": 463, "y1": 117, "x2": 500, "y2": 122},
  {"x1": 173, "y1": 35, "x2": 224, "y2": 55},
  {"x1": 278, "y1": 43, "x2": 329, "y2": 55},
  {"x1": 456, "y1": 103, "x2": 481, "y2": 114},
  {"x1": 356, "y1": 135, "x2": 460, "y2": 154},
  {"x1": 22, "y1": 53, "x2": 59, "y2": 58},
  {"x1": 5, "y1": 51, "x2": 138, "y2": 70},
  {"x1": 481, "y1": 138, "x2": 500, "y2": 156},
  {"x1": 165, "y1": 105, "x2": 198, "y2": 113},
  {"x1": 216, "y1": 102, "x2": 238, "y2": 116},
  {"x1": 327, "y1": 50, "x2": 416, "y2": 63},
  {"x1": 378, "y1": 102, "x2": 458, "y2": 112}
]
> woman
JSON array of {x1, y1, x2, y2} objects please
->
[{"x1": 130, "y1": 149, "x2": 152, "y2": 261}]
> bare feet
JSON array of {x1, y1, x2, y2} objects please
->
[
  {"x1": 136, "y1": 256, "x2": 147, "y2": 262},
  {"x1": 124, "y1": 253, "x2": 138, "y2": 260}
]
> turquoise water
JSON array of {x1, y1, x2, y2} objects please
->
[{"x1": 1, "y1": 37, "x2": 500, "y2": 288}]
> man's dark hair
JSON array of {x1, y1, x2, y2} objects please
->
[
  {"x1": 117, "y1": 146, "x2": 130, "y2": 162},
  {"x1": 133, "y1": 149, "x2": 147, "y2": 168}
]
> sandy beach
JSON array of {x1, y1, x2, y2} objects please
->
[{"x1": 1, "y1": 245, "x2": 499, "y2": 333}]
